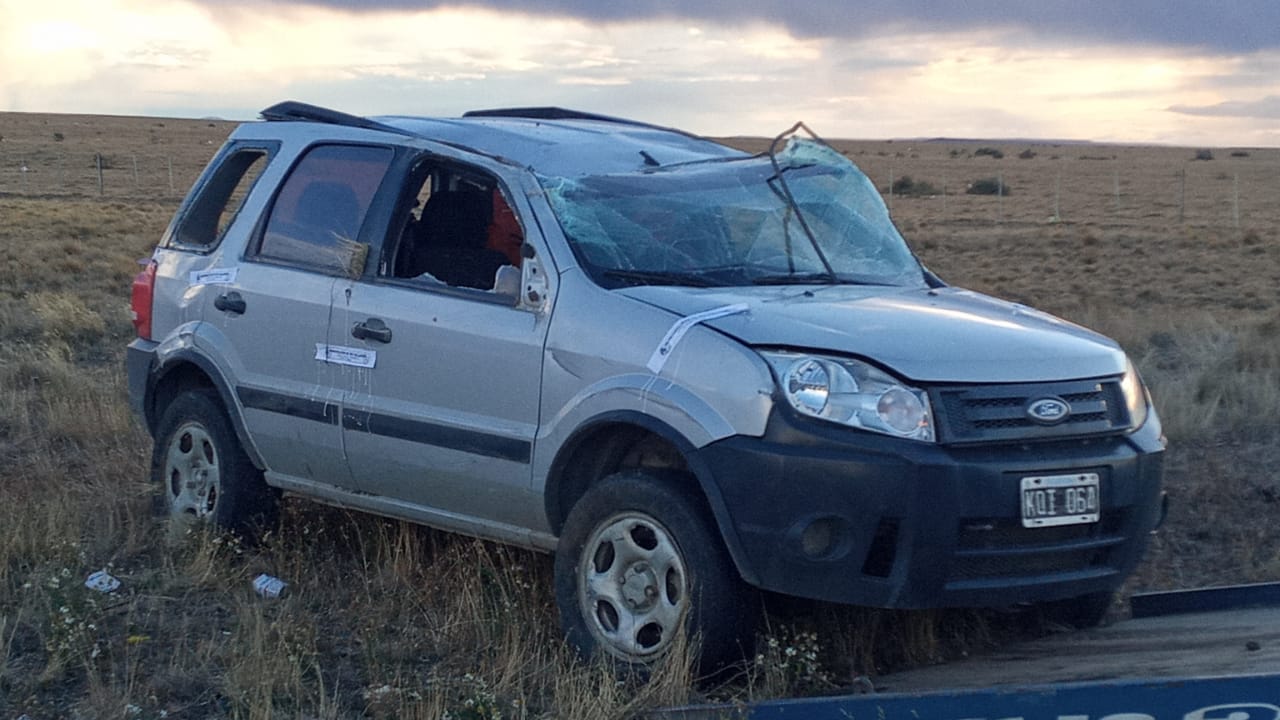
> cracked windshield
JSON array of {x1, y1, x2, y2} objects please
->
[{"x1": 542, "y1": 138, "x2": 926, "y2": 289}]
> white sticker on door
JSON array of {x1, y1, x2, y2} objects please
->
[
  {"x1": 315, "y1": 343, "x2": 377, "y2": 368},
  {"x1": 189, "y1": 267, "x2": 239, "y2": 285}
]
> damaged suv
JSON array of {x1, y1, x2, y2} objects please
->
[{"x1": 127, "y1": 102, "x2": 1165, "y2": 670}]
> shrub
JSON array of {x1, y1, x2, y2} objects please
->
[
  {"x1": 891, "y1": 176, "x2": 941, "y2": 197},
  {"x1": 1230, "y1": 150, "x2": 1250, "y2": 158},
  {"x1": 1018, "y1": 149, "x2": 1037, "y2": 160},
  {"x1": 1193, "y1": 149, "x2": 1214, "y2": 161},
  {"x1": 966, "y1": 177, "x2": 1010, "y2": 196},
  {"x1": 974, "y1": 147, "x2": 1004, "y2": 159}
]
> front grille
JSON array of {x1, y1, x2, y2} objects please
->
[
  {"x1": 931, "y1": 378, "x2": 1130, "y2": 444},
  {"x1": 948, "y1": 511, "x2": 1130, "y2": 583},
  {"x1": 957, "y1": 511, "x2": 1128, "y2": 550},
  {"x1": 948, "y1": 547, "x2": 1112, "y2": 581}
]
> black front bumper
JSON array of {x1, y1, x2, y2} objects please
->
[{"x1": 695, "y1": 409, "x2": 1165, "y2": 609}]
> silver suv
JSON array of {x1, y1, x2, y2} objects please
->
[{"x1": 127, "y1": 102, "x2": 1166, "y2": 670}]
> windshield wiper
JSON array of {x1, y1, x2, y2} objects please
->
[
  {"x1": 751, "y1": 272, "x2": 839, "y2": 286},
  {"x1": 602, "y1": 268, "x2": 722, "y2": 288},
  {"x1": 752, "y1": 273, "x2": 896, "y2": 286}
]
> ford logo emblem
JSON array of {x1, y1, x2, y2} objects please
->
[{"x1": 1026, "y1": 397, "x2": 1070, "y2": 425}]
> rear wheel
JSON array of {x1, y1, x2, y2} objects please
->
[
  {"x1": 554, "y1": 469, "x2": 753, "y2": 673},
  {"x1": 151, "y1": 389, "x2": 278, "y2": 541}
]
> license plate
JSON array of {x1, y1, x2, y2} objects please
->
[{"x1": 1021, "y1": 473, "x2": 1100, "y2": 528}]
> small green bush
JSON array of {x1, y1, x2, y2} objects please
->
[
  {"x1": 891, "y1": 176, "x2": 941, "y2": 197},
  {"x1": 974, "y1": 147, "x2": 1004, "y2": 159},
  {"x1": 966, "y1": 177, "x2": 1010, "y2": 196}
]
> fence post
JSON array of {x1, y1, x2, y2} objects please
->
[
  {"x1": 888, "y1": 164, "x2": 894, "y2": 212},
  {"x1": 95, "y1": 153, "x2": 104, "y2": 196},
  {"x1": 997, "y1": 171, "x2": 1004, "y2": 224},
  {"x1": 1178, "y1": 166, "x2": 1186, "y2": 223},
  {"x1": 1113, "y1": 166, "x2": 1120, "y2": 213},
  {"x1": 133, "y1": 155, "x2": 139, "y2": 187},
  {"x1": 1054, "y1": 171, "x2": 1061, "y2": 222},
  {"x1": 1233, "y1": 173, "x2": 1240, "y2": 228}
]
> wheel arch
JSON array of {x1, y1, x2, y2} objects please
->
[
  {"x1": 146, "y1": 349, "x2": 266, "y2": 470},
  {"x1": 544, "y1": 410, "x2": 759, "y2": 587}
]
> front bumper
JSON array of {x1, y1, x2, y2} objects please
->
[{"x1": 695, "y1": 408, "x2": 1165, "y2": 609}]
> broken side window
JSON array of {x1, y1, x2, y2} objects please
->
[
  {"x1": 168, "y1": 144, "x2": 274, "y2": 250},
  {"x1": 256, "y1": 144, "x2": 393, "y2": 277},
  {"x1": 383, "y1": 159, "x2": 523, "y2": 296}
]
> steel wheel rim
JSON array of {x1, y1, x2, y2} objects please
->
[
  {"x1": 578, "y1": 511, "x2": 690, "y2": 661},
  {"x1": 163, "y1": 421, "x2": 220, "y2": 524}
]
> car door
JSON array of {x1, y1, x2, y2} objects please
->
[
  {"x1": 333, "y1": 160, "x2": 549, "y2": 534},
  {"x1": 214, "y1": 142, "x2": 394, "y2": 489}
]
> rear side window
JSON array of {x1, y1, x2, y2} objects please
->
[
  {"x1": 257, "y1": 144, "x2": 394, "y2": 276},
  {"x1": 170, "y1": 147, "x2": 272, "y2": 249}
]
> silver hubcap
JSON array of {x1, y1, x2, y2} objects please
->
[
  {"x1": 579, "y1": 512, "x2": 689, "y2": 661},
  {"x1": 164, "y1": 421, "x2": 220, "y2": 525}
]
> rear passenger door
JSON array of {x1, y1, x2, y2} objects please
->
[
  {"x1": 212, "y1": 143, "x2": 394, "y2": 489},
  {"x1": 333, "y1": 157, "x2": 550, "y2": 535}
]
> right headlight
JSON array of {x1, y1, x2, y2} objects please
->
[
  {"x1": 1119, "y1": 358, "x2": 1150, "y2": 431},
  {"x1": 760, "y1": 350, "x2": 935, "y2": 442}
]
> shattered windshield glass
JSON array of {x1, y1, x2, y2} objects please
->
[{"x1": 539, "y1": 137, "x2": 925, "y2": 289}]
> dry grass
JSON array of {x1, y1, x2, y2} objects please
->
[{"x1": 2, "y1": 112, "x2": 1279, "y2": 717}]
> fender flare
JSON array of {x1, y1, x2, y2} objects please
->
[
  {"x1": 545, "y1": 409, "x2": 760, "y2": 587},
  {"x1": 147, "y1": 347, "x2": 267, "y2": 470}
]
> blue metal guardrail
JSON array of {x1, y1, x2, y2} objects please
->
[
  {"x1": 655, "y1": 674, "x2": 1280, "y2": 720},
  {"x1": 657, "y1": 583, "x2": 1280, "y2": 720},
  {"x1": 1131, "y1": 582, "x2": 1280, "y2": 619}
]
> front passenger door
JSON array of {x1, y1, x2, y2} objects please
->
[{"x1": 334, "y1": 161, "x2": 550, "y2": 536}]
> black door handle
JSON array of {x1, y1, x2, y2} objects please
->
[
  {"x1": 214, "y1": 291, "x2": 246, "y2": 315},
  {"x1": 352, "y1": 317, "x2": 392, "y2": 343}
]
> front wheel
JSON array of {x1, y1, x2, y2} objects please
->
[
  {"x1": 151, "y1": 389, "x2": 279, "y2": 541},
  {"x1": 554, "y1": 469, "x2": 753, "y2": 673}
]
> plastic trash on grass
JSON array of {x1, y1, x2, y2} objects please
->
[
  {"x1": 253, "y1": 573, "x2": 287, "y2": 598},
  {"x1": 85, "y1": 570, "x2": 121, "y2": 593}
]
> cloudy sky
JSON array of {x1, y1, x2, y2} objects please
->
[{"x1": 3, "y1": 0, "x2": 1279, "y2": 146}]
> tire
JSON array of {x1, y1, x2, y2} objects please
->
[
  {"x1": 1037, "y1": 590, "x2": 1116, "y2": 629},
  {"x1": 151, "y1": 389, "x2": 279, "y2": 541},
  {"x1": 554, "y1": 469, "x2": 753, "y2": 674}
]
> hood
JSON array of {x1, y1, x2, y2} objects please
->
[{"x1": 617, "y1": 285, "x2": 1126, "y2": 384}]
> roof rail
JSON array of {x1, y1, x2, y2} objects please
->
[
  {"x1": 260, "y1": 101, "x2": 414, "y2": 137},
  {"x1": 463, "y1": 107, "x2": 703, "y2": 139}
]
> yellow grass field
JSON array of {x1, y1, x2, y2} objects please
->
[{"x1": 1, "y1": 110, "x2": 1277, "y2": 718}]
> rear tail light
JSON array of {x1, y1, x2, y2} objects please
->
[{"x1": 130, "y1": 259, "x2": 157, "y2": 340}]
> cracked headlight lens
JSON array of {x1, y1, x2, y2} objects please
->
[{"x1": 762, "y1": 351, "x2": 935, "y2": 442}]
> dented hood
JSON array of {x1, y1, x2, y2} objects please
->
[{"x1": 617, "y1": 285, "x2": 1126, "y2": 384}]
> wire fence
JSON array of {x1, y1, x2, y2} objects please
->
[
  {"x1": 852, "y1": 148, "x2": 1278, "y2": 233},
  {"x1": 0, "y1": 149, "x2": 211, "y2": 201},
  {"x1": 2, "y1": 142, "x2": 1276, "y2": 234}
]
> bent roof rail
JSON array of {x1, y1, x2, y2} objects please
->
[
  {"x1": 464, "y1": 106, "x2": 706, "y2": 141},
  {"x1": 260, "y1": 101, "x2": 415, "y2": 138}
]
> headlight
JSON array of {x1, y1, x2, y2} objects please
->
[
  {"x1": 1120, "y1": 358, "x2": 1149, "y2": 430},
  {"x1": 761, "y1": 351, "x2": 935, "y2": 442}
]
